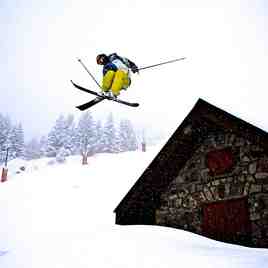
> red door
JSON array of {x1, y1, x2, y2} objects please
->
[{"x1": 202, "y1": 197, "x2": 251, "y2": 245}]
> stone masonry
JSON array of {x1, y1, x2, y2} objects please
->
[{"x1": 155, "y1": 132, "x2": 268, "y2": 247}]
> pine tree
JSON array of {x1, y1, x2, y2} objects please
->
[
  {"x1": 63, "y1": 114, "x2": 76, "y2": 155},
  {"x1": 9, "y1": 123, "x2": 25, "y2": 159},
  {"x1": 46, "y1": 115, "x2": 66, "y2": 157},
  {"x1": 0, "y1": 114, "x2": 12, "y2": 161},
  {"x1": 24, "y1": 138, "x2": 42, "y2": 160},
  {"x1": 114, "y1": 121, "x2": 122, "y2": 153},
  {"x1": 101, "y1": 113, "x2": 119, "y2": 153},
  {"x1": 119, "y1": 119, "x2": 138, "y2": 152},
  {"x1": 39, "y1": 136, "x2": 48, "y2": 158},
  {"x1": 76, "y1": 111, "x2": 97, "y2": 156},
  {"x1": 15, "y1": 123, "x2": 25, "y2": 158},
  {"x1": 93, "y1": 120, "x2": 103, "y2": 154},
  {"x1": 56, "y1": 146, "x2": 69, "y2": 163}
]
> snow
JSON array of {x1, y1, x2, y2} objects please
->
[{"x1": 0, "y1": 145, "x2": 268, "y2": 268}]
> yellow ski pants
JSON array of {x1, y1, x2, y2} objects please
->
[{"x1": 102, "y1": 70, "x2": 130, "y2": 96}]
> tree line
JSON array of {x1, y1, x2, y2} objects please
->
[
  {"x1": 0, "y1": 113, "x2": 24, "y2": 162},
  {"x1": 0, "y1": 111, "x2": 139, "y2": 162}
]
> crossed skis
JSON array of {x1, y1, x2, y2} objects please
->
[
  {"x1": 72, "y1": 57, "x2": 186, "y2": 111},
  {"x1": 71, "y1": 80, "x2": 139, "y2": 110}
]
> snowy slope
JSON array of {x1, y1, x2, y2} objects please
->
[{"x1": 0, "y1": 146, "x2": 268, "y2": 268}]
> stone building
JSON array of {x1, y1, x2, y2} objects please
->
[{"x1": 114, "y1": 99, "x2": 268, "y2": 248}]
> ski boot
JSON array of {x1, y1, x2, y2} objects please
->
[
  {"x1": 101, "y1": 91, "x2": 112, "y2": 98},
  {"x1": 111, "y1": 93, "x2": 118, "y2": 100}
]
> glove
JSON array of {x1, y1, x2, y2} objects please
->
[{"x1": 131, "y1": 65, "x2": 139, "y2": 74}]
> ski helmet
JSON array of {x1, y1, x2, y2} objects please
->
[{"x1": 96, "y1": 54, "x2": 108, "y2": 65}]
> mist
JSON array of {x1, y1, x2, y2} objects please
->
[{"x1": 1, "y1": 0, "x2": 268, "y2": 141}]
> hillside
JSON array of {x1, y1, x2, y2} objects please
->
[{"x1": 0, "y1": 146, "x2": 268, "y2": 268}]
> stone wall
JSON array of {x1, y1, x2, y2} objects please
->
[{"x1": 155, "y1": 132, "x2": 268, "y2": 247}]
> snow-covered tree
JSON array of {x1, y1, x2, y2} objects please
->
[
  {"x1": 119, "y1": 119, "x2": 138, "y2": 152},
  {"x1": 92, "y1": 119, "x2": 103, "y2": 154},
  {"x1": 0, "y1": 114, "x2": 12, "y2": 161},
  {"x1": 15, "y1": 123, "x2": 25, "y2": 157},
  {"x1": 24, "y1": 138, "x2": 42, "y2": 160},
  {"x1": 101, "y1": 113, "x2": 119, "y2": 153},
  {"x1": 46, "y1": 115, "x2": 66, "y2": 157},
  {"x1": 56, "y1": 146, "x2": 70, "y2": 163},
  {"x1": 39, "y1": 135, "x2": 48, "y2": 158},
  {"x1": 9, "y1": 123, "x2": 25, "y2": 159},
  {"x1": 76, "y1": 111, "x2": 97, "y2": 156},
  {"x1": 46, "y1": 114, "x2": 77, "y2": 157},
  {"x1": 63, "y1": 114, "x2": 77, "y2": 154}
]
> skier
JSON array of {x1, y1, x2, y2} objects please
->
[
  {"x1": 72, "y1": 55, "x2": 186, "y2": 110},
  {"x1": 96, "y1": 53, "x2": 139, "y2": 98}
]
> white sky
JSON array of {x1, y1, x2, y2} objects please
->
[{"x1": 1, "y1": 0, "x2": 268, "y2": 140}]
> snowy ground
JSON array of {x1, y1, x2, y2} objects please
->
[{"x1": 0, "y1": 145, "x2": 268, "y2": 268}]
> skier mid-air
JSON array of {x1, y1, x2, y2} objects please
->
[
  {"x1": 96, "y1": 53, "x2": 139, "y2": 99},
  {"x1": 71, "y1": 54, "x2": 186, "y2": 110}
]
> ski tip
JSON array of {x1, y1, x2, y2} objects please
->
[{"x1": 75, "y1": 105, "x2": 85, "y2": 111}]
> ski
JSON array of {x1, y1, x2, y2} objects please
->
[
  {"x1": 76, "y1": 97, "x2": 105, "y2": 111},
  {"x1": 71, "y1": 80, "x2": 139, "y2": 108}
]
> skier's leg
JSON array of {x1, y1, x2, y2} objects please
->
[
  {"x1": 111, "y1": 70, "x2": 129, "y2": 96},
  {"x1": 122, "y1": 77, "x2": 131, "y2": 90},
  {"x1": 102, "y1": 70, "x2": 115, "y2": 93},
  {"x1": 122, "y1": 75, "x2": 130, "y2": 90}
]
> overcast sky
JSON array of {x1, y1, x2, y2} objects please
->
[{"x1": 1, "y1": 0, "x2": 268, "y2": 141}]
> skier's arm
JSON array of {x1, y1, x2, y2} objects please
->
[
  {"x1": 127, "y1": 59, "x2": 139, "y2": 73},
  {"x1": 109, "y1": 53, "x2": 139, "y2": 73},
  {"x1": 119, "y1": 55, "x2": 139, "y2": 73}
]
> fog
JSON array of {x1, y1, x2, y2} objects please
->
[{"x1": 1, "y1": 0, "x2": 268, "y2": 141}]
